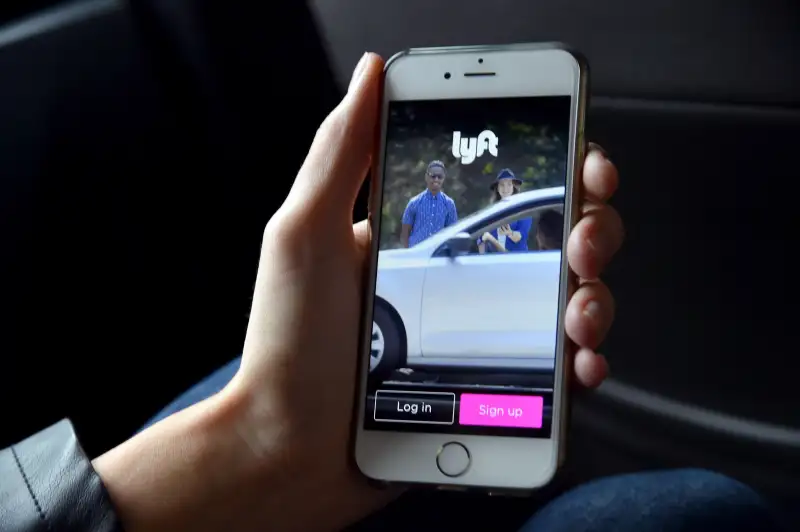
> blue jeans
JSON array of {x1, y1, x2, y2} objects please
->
[{"x1": 141, "y1": 358, "x2": 785, "y2": 532}]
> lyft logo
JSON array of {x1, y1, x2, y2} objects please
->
[{"x1": 452, "y1": 130, "x2": 499, "y2": 165}]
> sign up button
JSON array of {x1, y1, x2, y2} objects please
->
[
  {"x1": 373, "y1": 390, "x2": 456, "y2": 425},
  {"x1": 459, "y1": 393, "x2": 544, "y2": 428}
]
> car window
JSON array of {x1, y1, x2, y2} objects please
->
[
  {"x1": 527, "y1": 205, "x2": 564, "y2": 251},
  {"x1": 467, "y1": 202, "x2": 564, "y2": 255}
]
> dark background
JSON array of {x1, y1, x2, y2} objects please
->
[
  {"x1": 0, "y1": 0, "x2": 343, "y2": 454},
  {"x1": 381, "y1": 97, "x2": 569, "y2": 249},
  {"x1": 1, "y1": 0, "x2": 799, "y2": 530}
]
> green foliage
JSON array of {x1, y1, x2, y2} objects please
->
[{"x1": 380, "y1": 121, "x2": 566, "y2": 249}]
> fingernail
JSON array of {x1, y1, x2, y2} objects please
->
[
  {"x1": 588, "y1": 142, "x2": 611, "y2": 162},
  {"x1": 583, "y1": 300, "x2": 600, "y2": 322},
  {"x1": 349, "y1": 52, "x2": 370, "y2": 92}
]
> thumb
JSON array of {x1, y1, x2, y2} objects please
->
[{"x1": 284, "y1": 53, "x2": 383, "y2": 224}]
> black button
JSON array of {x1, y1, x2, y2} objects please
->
[{"x1": 373, "y1": 390, "x2": 455, "y2": 425}]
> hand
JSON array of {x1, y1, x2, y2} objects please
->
[
  {"x1": 93, "y1": 52, "x2": 623, "y2": 532},
  {"x1": 482, "y1": 231, "x2": 493, "y2": 242},
  {"x1": 498, "y1": 224, "x2": 512, "y2": 236},
  {"x1": 92, "y1": 53, "x2": 394, "y2": 532},
  {"x1": 226, "y1": 53, "x2": 395, "y2": 530},
  {"x1": 565, "y1": 142, "x2": 624, "y2": 387},
  {"x1": 229, "y1": 52, "x2": 623, "y2": 527},
  {"x1": 230, "y1": 50, "x2": 622, "y2": 528}
]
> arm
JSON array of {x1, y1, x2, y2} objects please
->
[
  {"x1": 508, "y1": 218, "x2": 532, "y2": 244},
  {"x1": 92, "y1": 388, "x2": 294, "y2": 532},
  {"x1": 400, "y1": 199, "x2": 416, "y2": 248},
  {"x1": 481, "y1": 232, "x2": 508, "y2": 253},
  {"x1": 400, "y1": 225, "x2": 411, "y2": 248},
  {"x1": 445, "y1": 199, "x2": 458, "y2": 227},
  {"x1": 92, "y1": 382, "x2": 387, "y2": 532}
]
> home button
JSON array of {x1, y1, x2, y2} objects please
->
[{"x1": 436, "y1": 442, "x2": 471, "y2": 478}]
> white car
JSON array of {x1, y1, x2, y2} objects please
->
[{"x1": 370, "y1": 186, "x2": 565, "y2": 379}]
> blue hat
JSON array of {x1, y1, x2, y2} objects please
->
[{"x1": 490, "y1": 168, "x2": 522, "y2": 189}]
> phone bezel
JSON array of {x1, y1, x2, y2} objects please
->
[{"x1": 352, "y1": 43, "x2": 588, "y2": 493}]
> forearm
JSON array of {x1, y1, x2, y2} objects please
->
[
  {"x1": 93, "y1": 386, "x2": 274, "y2": 532},
  {"x1": 486, "y1": 235, "x2": 507, "y2": 252}
]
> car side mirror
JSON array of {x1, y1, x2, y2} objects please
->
[{"x1": 444, "y1": 232, "x2": 473, "y2": 258}]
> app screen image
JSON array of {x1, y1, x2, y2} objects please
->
[{"x1": 365, "y1": 96, "x2": 571, "y2": 438}]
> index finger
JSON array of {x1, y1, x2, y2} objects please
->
[{"x1": 583, "y1": 143, "x2": 619, "y2": 203}]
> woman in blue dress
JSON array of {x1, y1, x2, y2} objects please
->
[{"x1": 478, "y1": 168, "x2": 533, "y2": 253}]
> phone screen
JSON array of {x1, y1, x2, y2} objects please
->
[{"x1": 364, "y1": 95, "x2": 572, "y2": 439}]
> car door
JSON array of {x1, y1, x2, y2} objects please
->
[{"x1": 418, "y1": 206, "x2": 562, "y2": 361}]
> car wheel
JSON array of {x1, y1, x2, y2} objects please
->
[{"x1": 370, "y1": 304, "x2": 403, "y2": 380}]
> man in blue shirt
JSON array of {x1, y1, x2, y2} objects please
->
[{"x1": 400, "y1": 160, "x2": 458, "y2": 247}]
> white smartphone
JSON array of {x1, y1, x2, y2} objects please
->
[{"x1": 353, "y1": 43, "x2": 587, "y2": 493}]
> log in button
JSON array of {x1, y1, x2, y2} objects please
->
[{"x1": 373, "y1": 390, "x2": 456, "y2": 425}]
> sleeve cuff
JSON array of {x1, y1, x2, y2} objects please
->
[{"x1": 1, "y1": 419, "x2": 124, "y2": 532}]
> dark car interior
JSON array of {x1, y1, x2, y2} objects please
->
[{"x1": 1, "y1": 1, "x2": 798, "y2": 530}]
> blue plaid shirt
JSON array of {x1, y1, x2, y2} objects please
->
[{"x1": 402, "y1": 190, "x2": 458, "y2": 246}]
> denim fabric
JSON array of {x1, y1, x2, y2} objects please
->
[
  {"x1": 140, "y1": 358, "x2": 785, "y2": 532},
  {"x1": 520, "y1": 468, "x2": 785, "y2": 532}
]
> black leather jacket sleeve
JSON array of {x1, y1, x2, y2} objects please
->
[{"x1": 0, "y1": 420, "x2": 124, "y2": 532}]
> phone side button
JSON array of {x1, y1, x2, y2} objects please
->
[{"x1": 436, "y1": 442, "x2": 471, "y2": 478}]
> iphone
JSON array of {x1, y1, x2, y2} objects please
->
[{"x1": 354, "y1": 43, "x2": 587, "y2": 492}]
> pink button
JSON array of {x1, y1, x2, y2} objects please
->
[{"x1": 458, "y1": 394, "x2": 544, "y2": 428}]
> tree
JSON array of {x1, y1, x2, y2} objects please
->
[{"x1": 379, "y1": 120, "x2": 566, "y2": 250}]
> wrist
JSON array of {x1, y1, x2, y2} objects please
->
[{"x1": 94, "y1": 383, "x2": 276, "y2": 532}]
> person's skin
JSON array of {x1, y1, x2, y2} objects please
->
[
  {"x1": 500, "y1": 223, "x2": 521, "y2": 241},
  {"x1": 401, "y1": 165, "x2": 447, "y2": 247},
  {"x1": 92, "y1": 53, "x2": 623, "y2": 532},
  {"x1": 496, "y1": 177, "x2": 514, "y2": 198},
  {"x1": 481, "y1": 230, "x2": 508, "y2": 252},
  {"x1": 426, "y1": 165, "x2": 446, "y2": 195}
]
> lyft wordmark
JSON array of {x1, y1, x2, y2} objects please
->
[{"x1": 452, "y1": 130, "x2": 499, "y2": 164}]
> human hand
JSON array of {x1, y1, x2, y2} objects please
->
[
  {"x1": 224, "y1": 52, "x2": 395, "y2": 531},
  {"x1": 482, "y1": 231, "x2": 494, "y2": 242},
  {"x1": 229, "y1": 47, "x2": 624, "y2": 521},
  {"x1": 499, "y1": 224, "x2": 512, "y2": 235},
  {"x1": 92, "y1": 53, "x2": 622, "y2": 532},
  {"x1": 564, "y1": 142, "x2": 624, "y2": 387},
  {"x1": 228, "y1": 52, "x2": 622, "y2": 527},
  {"x1": 91, "y1": 53, "x2": 393, "y2": 532}
]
